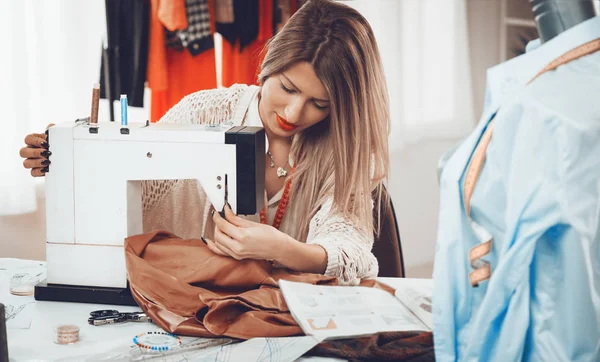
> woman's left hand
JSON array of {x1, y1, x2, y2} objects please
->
[{"x1": 205, "y1": 204, "x2": 288, "y2": 262}]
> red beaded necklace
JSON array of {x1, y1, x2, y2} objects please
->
[{"x1": 260, "y1": 166, "x2": 295, "y2": 230}]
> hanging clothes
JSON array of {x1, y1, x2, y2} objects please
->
[
  {"x1": 100, "y1": 0, "x2": 150, "y2": 108},
  {"x1": 220, "y1": 0, "x2": 274, "y2": 87},
  {"x1": 147, "y1": 0, "x2": 218, "y2": 123},
  {"x1": 165, "y1": 0, "x2": 215, "y2": 56},
  {"x1": 157, "y1": 0, "x2": 188, "y2": 31},
  {"x1": 273, "y1": 0, "x2": 296, "y2": 35},
  {"x1": 214, "y1": 0, "x2": 234, "y2": 24},
  {"x1": 216, "y1": 0, "x2": 260, "y2": 52}
]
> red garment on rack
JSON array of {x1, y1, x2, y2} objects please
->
[
  {"x1": 221, "y1": 0, "x2": 276, "y2": 87},
  {"x1": 147, "y1": 0, "x2": 218, "y2": 123}
]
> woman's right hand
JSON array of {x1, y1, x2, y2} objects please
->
[{"x1": 19, "y1": 124, "x2": 54, "y2": 177}]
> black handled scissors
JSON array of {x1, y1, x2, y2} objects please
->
[{"x1": 88, "y1": 309, "x2": 152, "y2": 326}]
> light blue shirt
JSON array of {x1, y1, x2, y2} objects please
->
[{"x1": 433, "y1": 16, "x2": 600, "y2": 362}]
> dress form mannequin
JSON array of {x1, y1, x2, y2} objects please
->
[{"x1": 530, "y1": 0, "x2": 598, "y2": 43}]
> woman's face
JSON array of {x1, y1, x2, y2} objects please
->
[{"x1": 259, "y1": 61, "x2": 331, "y2": 138}]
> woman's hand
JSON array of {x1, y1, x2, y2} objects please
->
[
  {"x1": 204, "y1": 205, "x2": 328, "y2": 274},
  {"x1": 19, "y1": 123, "x2": 54, "y2": 177},
  {"x1": 204, "y1": 205, "x2": 289, "y2": 262}
]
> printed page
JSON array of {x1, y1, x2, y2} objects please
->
[
  {"x1": 385, "y1": 278, "x2": 433, "y2": 330},
  {"x1": 279, "y1": 280, "x2": 427, "y2": 339}
]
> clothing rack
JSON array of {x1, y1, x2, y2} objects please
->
[{"x1": 103, "y1": 0, "x2": 120, "y2": 122}]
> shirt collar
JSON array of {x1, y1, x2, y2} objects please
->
[
  {"x1": 525, "y1": 38, "x2": 542, "y2": 53},
  {"x1": 485, "y1": 16, "x2": 600, "y2": 112}
]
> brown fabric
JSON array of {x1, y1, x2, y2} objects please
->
[
  {"x1": 372, "y1": 190, "x2": 404, "y2": 278},
  {"x1": 124, "y1": 230, "x2": 393, "y2": 339},
  {"x1": 308, "y1": 331, "x2": 434, "y2": 362}
]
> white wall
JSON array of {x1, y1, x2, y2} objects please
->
[
  {"x1": 348, "y1": 0, "x2": 502, "y2": 277},
  {"x1": 468, "y1": 0, "x2": 501, "y2": 120},
  {"x1": 0, "y1": 0, "x2": 503, "y2": 279},
  {"x1": 0, "y1": 183, "x2": 47, "y2": 261}
]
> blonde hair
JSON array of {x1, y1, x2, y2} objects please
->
[{"x1": 258, "y1": 0, "x2": 390, "y2": 242}]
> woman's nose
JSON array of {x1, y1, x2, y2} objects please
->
[{"x1": 285, "y1": 99, "x2": 303, "y2": 123}]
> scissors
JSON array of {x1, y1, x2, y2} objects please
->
[{"x1": 88, "y1": 309, "x2": 152, "y2": 326}]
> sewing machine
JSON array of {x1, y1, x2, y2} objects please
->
[{"x1": 34, "y1": 120, "x2": 265, "y2": 306}]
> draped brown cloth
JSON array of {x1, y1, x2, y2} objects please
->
[
  {"x1": 124, "y1": 230, "x2": 393, "y2": 339},
  {"x1": 309, "y1": 331, "x2": 435, "y2": 362}
]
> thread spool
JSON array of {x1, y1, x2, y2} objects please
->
[
  {"x1": 9, "y1": 273, "x2": 35, "y2": 296},
  {"x1": 90, "y1": 83, "x2": 100, "y2": 126},
  {"x1": 53, "y1": 324, "x2": 79, "y2": 344},
  {"x1": 9, "y1": 284, "x2": 34, "y2": 296}
]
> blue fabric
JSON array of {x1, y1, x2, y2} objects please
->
[{"x1": 433, "y1": 16, "x2": 600, "y2": 362}]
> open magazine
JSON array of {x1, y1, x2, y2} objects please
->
[{"x1": 279, "y1": 278, "x2": 433, "y2": 340}]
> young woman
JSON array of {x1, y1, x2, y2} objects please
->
[{"x1": 20, "y1": 0, "x2": 390, "y2": 285}]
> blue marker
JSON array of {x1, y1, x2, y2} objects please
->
[{"x1": 120, "y1": 94, "x2": 128, "y2": 127}]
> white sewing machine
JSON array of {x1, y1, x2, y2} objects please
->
[{"x1": 35, "y1": 120, "x2": 265, "y2": 305}]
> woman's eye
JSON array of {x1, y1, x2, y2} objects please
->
[
  {"x1": 313, "y1": 102, "x2": 328, "y2": 110},
  {"x1": 280, "y1": 83, "x2": 295, "y2": 94}
]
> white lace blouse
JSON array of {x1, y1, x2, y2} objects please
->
[{"x1": 141, "y1": 84, "x2": 378, "y2": 285}]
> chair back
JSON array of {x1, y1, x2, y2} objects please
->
[{"x1": 372, "y1": 189, "x2": 405, "y2": 278}]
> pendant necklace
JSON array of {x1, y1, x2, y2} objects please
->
[{"x1": 267, "y1": 150, "x2": 288, "y2": 178}]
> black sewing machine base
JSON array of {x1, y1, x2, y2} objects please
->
[{"x1": 35, "y1": 281, "x2": 138, "y2": 306}]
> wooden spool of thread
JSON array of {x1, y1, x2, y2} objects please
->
[{"x1": 53, "y1": 324, "x2": 80, "y2": 344}]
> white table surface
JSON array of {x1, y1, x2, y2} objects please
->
[
  {"x1": 7, "y1": 299, "x2": 162, "y2": 361},
  {"x1": 3, "y1": 258, "x2": 430, "y2": 362}
]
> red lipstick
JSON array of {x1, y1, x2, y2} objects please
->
[{"x1": 276, "y1": 114, "x2": 298, "y2": 131}]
